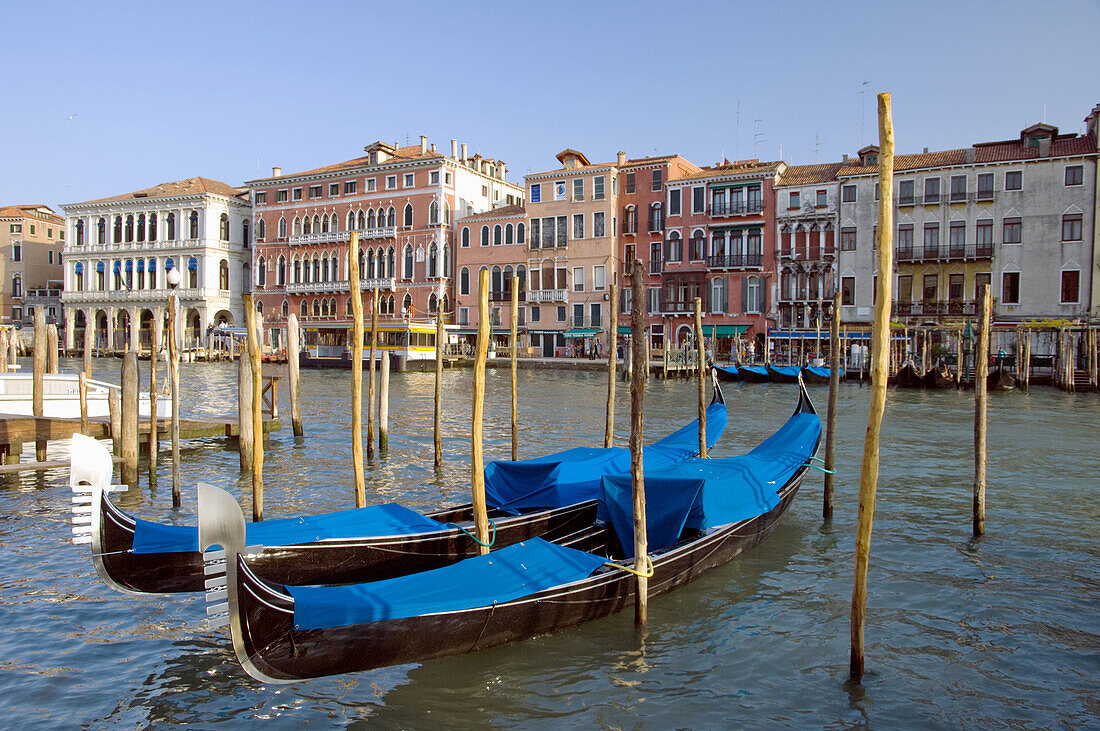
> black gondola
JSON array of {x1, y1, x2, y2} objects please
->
[
  {"x1": 923, "y1": 364, "x2": 957, "y2": 389},
  {"x1": 70, "y1": 376, "x2": 727, "y2": 595},
  {"x1": 892, "y1": 359, "x2": 924, "y2": 388},
  {"x1": 200, "y1": 379, "x2": 821, "y2": 682},
  {"x1": 766, "y1": 364, "x2": 801, "y2": 383},
  {"x1": 714, "y1": 364, "x2": 740, "y2": 382},
  {"x1": 738, "y1": 364, "x2": 770, "y2": 383},
  {"x1": 988, "y1": 364, "x2": 1017, "y2": 392}
]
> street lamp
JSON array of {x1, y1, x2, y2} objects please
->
[{"x1": 166, "y1": 266, "x2": 181, "y2": 288}]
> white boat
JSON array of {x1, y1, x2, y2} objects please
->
[{"x1": 0, "y1": 373, "x2": 173, "y2": 419}]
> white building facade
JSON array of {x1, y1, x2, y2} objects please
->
[{"x1": 61, "y1": 177, "x2": 253, "y2": 351}]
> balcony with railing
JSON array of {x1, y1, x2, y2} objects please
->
[
  {"x1": 25, "y1": 288, "x2": 62, "y2": 303},
  {"x1": 895, "y1": 244, "x2": 993, "y2": 263},
  {"x1": 489, "y1": 290, "x2": 527, "y2": 303},
  {"x1": 288, "y1": 226, "x2": 396, "y2": 246},
  {"x1": 649, "y1": 257, "x2": 663, "y2": 275},
  {"x1": 621, "y1": 219, "x2": 637, "y2": 235},
  {"x1": 528, "y1": 289, "x2": 568, "y2": 303},
  {"x1": 708, "y1": 200, "x2": 765, "y2": 217},
  {"x1": 893, "y1": 300, "x2": 978, "y2": 317},
  {"x1": 285, "y1": 277, "x2": 396, "y2": 294},
  {"x1": 923, "y1": 192, "x2": 941, "y2": 204},
  {"x1": 647, "y1": 214, "x2": 665, "y2": 233},
  {"x1": 707, "y1": 253, "x2": 764, "y2": 269}
]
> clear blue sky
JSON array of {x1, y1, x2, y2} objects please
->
[{"x1": 2, "y1": 0, "x2": 1098, "y2": 212}]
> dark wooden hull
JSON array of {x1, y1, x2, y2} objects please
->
[
  {"x1": 766, "y1": 364, "x2": 800, "y2": 383},
  {"x1": 923, "y1": 367, "x2": 957, "y2": 389},
  {"x1": 892, "y1": 362, "x2": 924, "y2": 388},
  {"x1": 714, "y1": 365, "x2": 741, "y2": 382},
  {"x1": 800, "y1": 367, "x2": 835, "y2": 385},
  {"x1": 94, "y1": 494, "x2": 596, "y2": 594},
  {"x1": 988, "y1": 366, "x2": 1017, "y2": 392},
  {"x1": 231, "y1": 474, "x2": 807, "y2": 681},
  {"x1": 739, "y1": 366, "x2": 770, "y2": 383}
]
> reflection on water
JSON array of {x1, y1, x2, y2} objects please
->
[{"x1": 0, "y1": 357, "x2": 1097, "y2": 727}]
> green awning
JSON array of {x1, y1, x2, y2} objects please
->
[
  {"x1": 563, "y1": 328, "x2": 601, "y2": 338},
  {"x1": 617, "y1": 326, "x2": 631, "y2": 334},
  {"x1": 712, "y1": 325, "x2": 750, "y2": 336},
  {"x1": 452, "y1": 328, "x2": 477, "y2": 335}
]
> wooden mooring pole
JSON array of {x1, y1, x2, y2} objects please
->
[
  {"x1": 471, "y1": 269, "x2": 492, "y2": 554},
  {"x1": 79, "y1": 372, "x2": 89, "y2": 435},
  {"x1": 47, "y1": 324, "x2": 59, "y2": 374},
  {"x1": 108, "y1": 386, "x2": 121, "y2": 456},
  {"x1": 0, "y1": 329, "x2": 8, "y2": 373},
  {"x1": 973, "y1": 283, "x2": 991, "y2": 538},
  {"x1": 378, "y1": 345, "x2": 389, "y2": 451},
  {"x1": 694, "y1": 297, "x2": 707, "y2": 458},
  {"x1": 511, "y1": 282, "x2": 519, "y2": 461},
  {"x1": 367, "y1": 286, "x2": 378, "y2": 463},
  {"x1": 605, "y1": 283, "x2": 618, "y2": 448},
  {"x1": 244, "y1": 296, "x2": 264, "y2": 521},
  {"x1": 287, "y1": 312, "x2": 303, "y2": 436},
  {"x1": 83, "y1": 317, "x2": 93, "y2": 375},
  {"x1": 148, "y1": 321, "x2": 159, "y2": 475},
  {"x1": 348, "y1": 234, "x2": 365, "y2": 507},
  {"x1": 851, "y1": 91, "x2": 894, "y2": 683},
  {"x1": 434, "y1": 290, "x2": 444, "y2": 469},
  {"x1": 33, "y1": 309, "x2": 46, "y2": 461},
  {"x1": 168, "y1": 295, "x2": 181, "y2": 507},
  {"x1": 121, "y1": 351, "x2": 138, "y2": 484},
  {"x1": 237, "y1": 353, "x2": 253, "y2": 471},
  {"x1": 824, "y1": 290, "x2": 841, "y2": 521},
  {"x1": 630, "y1": 259, "x2": 649, "y2": 626}
]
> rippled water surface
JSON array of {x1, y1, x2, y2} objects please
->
[{"x1": 1, "y1": 357, "x2": 1097, "y2": 728}]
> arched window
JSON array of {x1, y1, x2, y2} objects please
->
[
  {"x1": 300, "y1": 300, "x2": 308, "y2": 317},
  {"x1": 188, "y1": 257, "x2": 198, "y2": 288},
  {"x1": 460, "y1": 266, "x2": 470, "y2": 296},
  {"x1": 321, "y1": 298, "x2": 329, "y2": 316},
  {"x1": 294, "y1": 216, "x2": 303, "y2": 236},
  {"x1": 649, "y1": 202, "x2": 662, "y2": 232},
  {"x1": 357, "y1": 209, "x2": 365, "y2": 229},
  {"x1": 330, "y1": 298, "x2": 337, "y2": 316},
  {"x1": 517, "y1": 222, "x2": 526, "y2": 244},
  {"x1": 124, "y1": 215, "x2": 134, "y2": 242},
  {"x1": 313, "y1": 299, "x2": 321, "y2": 317},
  {"x1": 219, "y1": 213, "x2": 229, "y2": 241},
  {"x1": 218, "y1": 259, "x2": 229, "y2": 290},
  {"x1": 503, "y1": 265, "x2": 514, "y2": 295},
  {"x1": 491, "y1": 265, "x2": 503, "y2": 294},
  {"x1": 403, "y1": 244, "x2": 413, "y2": 279},
  {"x1": 428, "y1": 292, "x2": 438, "y2": 314},
  {"x1": 388, "y1": 294, "x2": 395, "y2": 315},
  {"x1": 331, "y1": 213, "x2": 338, "y2": 232},
  {"x1": 367, "y1": 208, "x2": 376, "y2": 229},
  {"x1": 402, "y1": 293, "x2": 413, "y2": 315},
  {"x1": 443, "y1": 202, "x2": 450, "y2": 225},
  {"x1": 505, "y1": 223, "x2": 514, "y2": 245},
  {"x1": 481, "y1": 226, "x2": 489, "y2": 246},
  {"x1": 76, "y1": 220, "x2": 85, "y2": 246},
  {"x1": 320, "y1": 215, "x2": 329, "y2": 234},
  {"x1": 429, "y1": 200, "x2": 439, "y2": 225},
  {"x1": 96, "y1": 217, "x2": 106, "y2": 244},
  {"x1": 667, "y1": 231, "x2": 682, "y2": 262},
  {"x1": 303, "y1": 216, "x2": 312, "y2": 235},
  {"x1": 147, "y1": 259, "x2": 156, "y2": 289},
  {"x1": 74, "y1": 262, "x2": 84, "y2": 290},
  {"x1": 281, "y1": 300, "x2": 289, "y2": 317},
  {"x1": 278, "y1": 217, "x2": 287, "y2": 239},
  {"x1": 366, "y1": 248, "x2": 376, "y2": 278},
  {"x1": 293, "y1": 257, "x2": 301, "y2": 284},
  {"x1": 331, "y1": 255, "x2": 339, "y2": 281},
  {"x1": 166, "y1": 213, "x2": 176, "y2": 240},
  {"x1": 113, "y1": 215, "x2": 123, "y2": 243},
  {"x1": 312, "y1": 256, "x2": 320, "y2": 282},
  {"x1": 257, "y1": 256, "x2": 266, "y2": 287},
  {"x1": 691, "y1": 229, "x2": 706, "y2": 260},
  {"x1": 493, "y1": 225, "x2": 502, "y2": 246},
  {"x1": 312, "y1": 215, "x2": 320, "y2": 234},
  {"x1": 386, "y1": 246, "x2": 395, "y2": 277},
  {"x1": 427, "y1": 243, "x2": 437, "y2": 278},
  {"x1": 256, "y1": 301, "x2": 263, "y2": 314},
  {"x1": 516, "y1": 264, "x2": 527, "y2": 293},
  {"x1": 347, "y1": 210, "x2": 356, "y2": 231},
  {"x1": 149, "y1": 213, "x2": 157, "y2": 241},
  {"x1": 710, "y1": 277, "x2": 727, "y2": 314},
  {"x1": 189, "y1": 211, "x2": 199, "y2": 238},
  {"x1": 136, "y1": 214, "x2": 146, "y2": 242},
  {"x1": 403, "y1": 204, "x2": 413, "y2": 227},
  {"x1": 321, "y1": 256, "x2": 329, "y2": 282},
  {"x1": 461, "y1": 227, "x2": 470, "y2": 247},
  {"x1": 357, "y1": 247, "x2": 365, "y2": 276},
  {"x1": 257, "y1": 218, "x2": 265, "y2": 240},
  {"x1": 386, "y1": 207, "x2": 395, "y2": 227},
  {"x1": 442, "y1": 243, "x2": 450, "y2": 276}
]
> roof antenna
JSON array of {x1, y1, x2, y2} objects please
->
[
  {"x1": 860, "y1": 80, "x2": 872, "y2": 146},
  {"x1": 753, "y1": 119, "x2": 766, "y2": 158},
  {"x1": 735, "y1": 98, "x2": 742, "y2": 161},
  {"x1": 1043, "y1": 102, "x2": 1047, "y2": 123},
  {"x1": 815, "y1": 133, "x2": 821, "y2": 163}
]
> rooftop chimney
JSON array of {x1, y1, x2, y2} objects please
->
[
  {"x1": 617, "y1": 150, "x2": 626, "y2": 166},
  {"x1": 451, "y1": 139, "x2": 458, "y2": 158},
  {"x1": 461, "y1": 143, "x2": 468, "y2": 163},
  {"x1": 420, "y1": 136, "x2": 428, "y2": 155},
  {"x1": 272, "y1": 166, "x2": 282, "y2": 177},
  {"x1": 923, "y1": 147, "x2": 929, "y2": 154},
  {"x1": 430, "y1": 143, "x2": 436, "y2": 153},
  {"x1": 965, "y1": 148, "x2": 976, "y2": 164},
  {"x1": 842, "y1": 154, "x2": 848, "y2": 163},
  {"x1": 1038, "y1": 137, "x2": 1051, "y2": 157}
]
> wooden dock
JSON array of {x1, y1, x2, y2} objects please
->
[{"x1": 0, "y1": 413, "x2": 280, "y2": 466}]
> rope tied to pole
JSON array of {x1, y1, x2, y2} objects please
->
[
  {"x1": 806, "y1": 462, "x2": 836, "y2": 474},
  {"x1": 605, "y1": 555, "x2": 654, "y2": 578},
  {"x1": 448, "y1": 519, "x2": 496, "y2": 548}
]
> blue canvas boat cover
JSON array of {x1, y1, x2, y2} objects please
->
[
  {"x1": 288, "y1": 537, "x2": 607, "y2": 629},
  {"x1": 483, "y1": 401, "x2": 728, "y2": 514},
  {"x1": 715, "y1": 365, "x2": 739, "y2": 378},
  {"x1": 597, "y1": 410, "x2": 821, "y2": 556},
  {"x1": 803, "y1": 366, "x2": 844, "y2": 379},
  {"x1": 130, "y1": 502, "x2": 445, "y2": 554},
  {"x1": 770, "y1": 365, "x2": 802, "y2": 379},
  {"x1": 740, "y1": 365, "x2": 768, "y2": 377}
]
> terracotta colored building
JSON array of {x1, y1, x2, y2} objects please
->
[
  {"x1": 453, "y1": 204, "x2": 528, "y2": 350},
  {"x1": 0, "y1": 204, "x2": 65, "y2": 327}
]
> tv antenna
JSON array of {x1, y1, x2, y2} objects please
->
[
  {"x1": 859, "y1": 80, "x2": 872, "y2": 146},
  {"x1": 753, "y1": 119, "x2": 766, "y2": 158}
]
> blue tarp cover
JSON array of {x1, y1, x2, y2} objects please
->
[
  {"x1": 740, "y1": 365, "x2": 768, "y2": 377},
  {"x1": 715, "y1": 365, "x2": 739, "y2": 378},
  {"x1": 597, "y1": 410, "x2": 821, "y2": 556},
  {"x1": 803, "y1": 366, "x2": 844, "y2": 379},
  {"x1": 289, "y1": 537, "x2": 606, "y2": 630},
  {"x1": 770, "y1": 365, "x2": 802, "y2": 378},
  {"x1": 130, "y1": 502, "x2": 445, "y2": 554},
  {"x1": 484, "y1": 401, "x2": 728, "y2": 514}
]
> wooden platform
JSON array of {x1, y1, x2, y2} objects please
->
[{"x1": 0, "y1": 413, "x2": 280, "y2": 466}]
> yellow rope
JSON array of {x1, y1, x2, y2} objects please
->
[{"x1": 605, "y1": 555, "x2": 654, "y2": 578}]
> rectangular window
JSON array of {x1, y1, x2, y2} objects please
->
[
  {"x1": 386, "y1": 175, "x2": 397, "y2": 189},
  {"x1": 593, "y1": 265, "x2": 606, "y2": 290},
  {"x1": 922, "y1": 273, "x2": 938, "y2": 302},
  {"x1": 572, "y1": 303, "x2": 584, "y2": 327},
  {"x1": 1062, "y1": 214, "x2": 1083, "y2": 241},
  {"x1": 276, "y1": 190, "x2": 288, "y2": 202},
  {"x1": 445, "y1": 172, "x2": 452, "y2": 184},
  {"x1": 589, "y1": 303, "x2": 601, "y2": 327},
  {"x1": 292, "y1": 187, "x2": 302, "y2": 201},
  {"x1": 652, "y1": 169, "x2": 662, "y2": 191},
  {"x1": 430, "y1": 171, "x2": 439, "y2": 185},
  {"x1": 816, "y1": 189, "x2": 828, "y2": 207},
  {"x1": 924, "y1": 223, "x2": 940, "y2": 256},
  {"x1": 365, "y1": 179, "x2": 375, "y2": 192},
  {"x1": 1065, "y1": 165, "x2": 1083, "y2": 186},
  {"x1": 48, "y1": 250, "x2": 54, "y2": 264},
  {"x1": 554, "y1": 181, "x2": 566, "y2": 201},
  {"x1": 897, "y1": 274, "x2": 912, "y2": 303},
  {"x1": 12, "y1": 244, "x2": 21, "y2": 262},
  {"x1": 572, "y1": 178, "x2": 584, "y2": 201},
  {"x1": 789, "y1": 191, "x2": 800, "y2": 209},
  {"x1": 530, "y1": 219, "x2": 541, "y2": 248},
  {"x1": 593, "y1": 212, "x2": 605, "y2": 238},
  {"x1": 573, "y1": 267, "x2": 584, "y2": 292},
  {"x1": 924, "y1": 177, "x2": 940, "y2": 203},
  {"x1": 841, "y1": 276, "x2": 855, "y2": 306},
  {"x1": 458, "y1": 307, "x2": 469, "y2": 326},
  {"x1": 840, "y1": 227, "x2": 856, "y2": 251},
  {"x1": 47, "y1": 227, "x2": 53, "y2": 238},
  {"x1": 950, "y1": 175, "x2": 967, "y2": 201},
  {"x1": 949, "y1": 273, "x2": 964, "y2": 301},
  {"x1": 404, "y1": 173, "x2": 415, "y2": 187},
  {"x1": 254, "y1": 191, "x2": 267, "y2": 204},
  {"x1": 1003, "y1": 217, "x2": 1022, "y2": 244},
  {"x1": 842, "y1": 185, "x2": 856, "y2": 203},
  {"x1": 593, "y1": 176, "x2": 605, "y2": 201},
  {"x1": 669, "y1": 189, "x2": 681, "y2": 216},
  {"x1": 1060, "y1": 270, "x2": 1080, "y2": 303},
  {"x1": 975, "y1": 272, "x2": 991, "y2": 299},
  {"x1": 542, "y1": 217, "x2": 555, "y2": 249},
  {"x1": 309, "y1": 185, "x2": 321, "y2": 198},
  {"x1": 625, "y1": 172, "x2": 635, "y2": 194},
  {"x1": 1002, "y1": 272, "x2": 1020, "y2": 304},
  {"x1": 647, "y1": 287, "x2": 661, "y2": 314},
  {"x1": 897, "y1": 224, "x2": 914, "y2": 251},
  {"x1": 898, "y1": 180, "x2": 914, "y2": 204},
  {"x1": 1005, "y1": 170, "x2": 1022, "y2": 190},
  {"x1": 530, "y1": 184, "x2": 541, "y2": 203},
  {"x1": 977, "y1": 173, "x2": 994, "y2": 200},
  {"x1": 557, "y1": 306, "x2": 566, "y2": 322},
  {"x1": 556, "y1": 216, "x2": 567, "y2": 247},
  {"x1": 949, "y1": 222, "x2": 966, "y2": 253},
  {"x1": 573, "y1": 213, "x2": 584, "y2": 240},
  {"x1": 692, "y1": 186, "x2": 704, "y2": 213},
  {"x1": 874, "y1": 183, "x2": 880, "y2": 201},
  {"x1": 976, "y1": 220, "x2": 993, "y2": 250},
  {"x1": 531, "y1": 306, "x2": 540, "y2": 322}
]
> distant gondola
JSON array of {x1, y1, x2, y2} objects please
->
[
  {"x1": 201, "y1": 379, "x2": 822, "y2": 682},
  {"x1": 892, "y1": 359, "x2": 924, "y2": 388},
  {"x1": 70, "y1": 377, "x2": 728, "y2": 595},
  {"x1": 801, "y1": 365, "x2": 843, "y2": 385},
  {"x1": 923, "y1": 364, "x2": 957, "y2": 389},
  {"x1": 988, "y1": 364, "x2": 1017, "y2": 392},
  {"x1": 738, "y1": 364, "x2": 770, "y2": 383},
  {"x1": 714, "y1": 364, "x2": 740, "y2": 382},
  {"x1": 766, "y1": 364, "x2": 801, "y2": 383}
]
